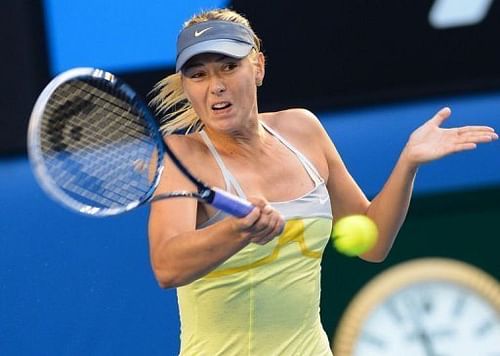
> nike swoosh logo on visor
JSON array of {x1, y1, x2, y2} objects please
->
[{"x1": 194, "y1": 27, "x2": 212, "y2": 37}]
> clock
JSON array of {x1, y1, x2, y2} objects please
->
[{"x1": 332, "y1": 258, "x2": 500, "y2": 356}]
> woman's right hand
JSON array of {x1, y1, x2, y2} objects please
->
[{"x1": 231, "y1": 197, "x2": 285, "y2": 245}]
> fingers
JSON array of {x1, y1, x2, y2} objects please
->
[
  {"x1": 451, "y1": 143, "x2": 477, "y2": 153},
  {"x1": 457, "y1": 125, "x2": 496, "y2": 134},
  {"x1": 442, "y1": 126, "x2": 497, "y2": 155},
  {"x1": 431, "y1": 107, "x2": 452, "y2": 126},
  {"x1": 249, "y1": 205, "x2": 285, "y2": 245},
  {"x1": 454, "y1": 126, "x2": 498, "y2": 144},
  {"x1": 232, "y1": 197, "x2": 285, "y2": 245},
  {"x1": 236, "y1": 206, "x2": 262, "y2": 228}
]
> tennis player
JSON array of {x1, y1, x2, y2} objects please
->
[{"x1": 148, "y1": 9, "x2": 498, "y2": 355}]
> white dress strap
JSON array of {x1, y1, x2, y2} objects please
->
[
  {"x1": 259, "y1": 121, "x2": 323, "y2": 186},
  {"x1": 198, "y1": 130, "x2": 247, "y2": 198}
]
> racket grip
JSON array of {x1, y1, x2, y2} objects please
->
[{"x1": 211, "y1": 187, "x2": 254, "y2": 217}]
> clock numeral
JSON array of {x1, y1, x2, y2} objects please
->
[
  {"x1": 451, "y1": 294, "x2": 467, "y2": 318},
  {"x1": 421, "y1": 297, "x2": 434, "y2": 314},
  {"x1": 385, "y1": 300, "x2": 404, "y2": 323}
]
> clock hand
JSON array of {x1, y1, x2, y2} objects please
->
[
  {"x1": 416, "y1": 329, "x2": 438, "y2": 356},
  {"x1": 403, "y1": 296, "x2": 439, "y2": 356}
]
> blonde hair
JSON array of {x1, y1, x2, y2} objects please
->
[{"x1": 150, "y1": 9, "x2": 263, "y2": 134}]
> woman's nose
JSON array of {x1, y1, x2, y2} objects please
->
[{"x1": 209, "y1": 76, "x2": 226, "y2": 95}]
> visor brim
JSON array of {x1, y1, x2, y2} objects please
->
[{"x1": 176, "y1": 39, "x2": 253, "y2": 72}]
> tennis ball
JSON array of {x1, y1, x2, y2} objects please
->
[{"x1": 332, "y1": 215, "x2": 378, "y2": 256}]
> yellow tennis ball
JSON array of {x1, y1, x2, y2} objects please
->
[{"x1": 332, "y1": 215, "x2": 378, "y2": 256}]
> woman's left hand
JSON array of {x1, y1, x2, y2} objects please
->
[{"x1": 403, "y1": 107, "x2": 498, "y2": 166}]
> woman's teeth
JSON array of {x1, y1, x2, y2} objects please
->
[{"x1": 212, "y1": 102, "x2": 231, "y2": 110}]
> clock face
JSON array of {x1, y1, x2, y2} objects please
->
[
  {"x1": 332, "y1": 258, "x2": 500, "y2": 356},
  {"x1": 353, "y1": 281, "x2": 500, "y2": 356}
]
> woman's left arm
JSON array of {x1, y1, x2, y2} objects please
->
[
  {"x1": 361, "y1": 107, "x2": 497, "y2": 261},
  {"x1": 307, "y1": 108, "x2": 498, "y2": 262},
  {"x1": 284, "y1": 108, "x2": 496, "y2": 262}
]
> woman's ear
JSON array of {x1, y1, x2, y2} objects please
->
[{"x1": 255, "y1": 52, "x2": 265, "y2": 86}]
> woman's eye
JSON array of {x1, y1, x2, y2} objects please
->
[
  {"x1": 190, "y1": 72, "x2": 205, "y2": 79},
  {"x1": 223, "y1": 63, "x2": 238, "y2": 71}
]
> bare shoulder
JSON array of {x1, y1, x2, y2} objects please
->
[
  {"x1": 164, "y1": 133, "x2": 205, "y2": 155},
  {"x1": 163, "y1": 132, "x2": 211, "y2": 165},
  {"x1": 260, "y1": 109, "x2": 330, "y2": 178},
  {"x1": 260, "y1": 108, "x2": 326, "y2": 142},
  {"x1": 162, "y1": 132, "x2": 223, "y2": 188}
]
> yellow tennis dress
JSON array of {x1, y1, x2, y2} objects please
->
[{"x1": 177, "y1": 123, "x2": 333, "y2": 355}]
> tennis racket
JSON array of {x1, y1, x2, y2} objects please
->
[{"x1": 27, "y1": 67, "x2": 254, "y2": 217}]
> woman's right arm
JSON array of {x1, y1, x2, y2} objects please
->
[{"x1": 148, "y1": 136, "x2": 283, "y2": 288}]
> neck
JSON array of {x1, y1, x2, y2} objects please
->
[{"x1": 204, "y1": 114, "x2": 268, "y2": 156}]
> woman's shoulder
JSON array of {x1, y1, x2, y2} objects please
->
[
  {"x1": 163, "y1": 131, "x2": 206, "y2": 151},
  {"x1": 162, "y1": 132, "x2": 211, "y2": 166},
  {"x1": 260, "y1": 108, "x2": 325, "y2": 139},
  {"x1": 260, "y1": 109, "x2": 330, "y2": 179}
]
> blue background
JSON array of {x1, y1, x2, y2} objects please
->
[
  {"x1": 1, "y1": 0, "x2": 499, "y2": 355},
  {"x1": 2, "y1": 92, "x2": 498, "y2": 355},
  {"x1": 43, "y1": 0, "x2": 229, "y2": 74}
]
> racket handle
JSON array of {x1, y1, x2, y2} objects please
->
[{"x1": 211, "y1": 187, "x2": 254, "y2": 217}]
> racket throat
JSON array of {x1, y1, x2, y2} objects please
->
[
  {"x1": 199, "y1": 188, "x2": 215, "y2": 202},
  {"x1": 150, "y1": 188, "x2": 212, "y2": 203}
]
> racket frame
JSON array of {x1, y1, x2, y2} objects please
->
[
  {"x1": 28, "y1": 67, "x2": 253, "y2": 217},
  {"x1": 28, "y1": 67, "x2": 165, "y2": 216}
]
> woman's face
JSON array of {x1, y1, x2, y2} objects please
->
[{"x1": 181, "y1": 52, "x2": 264, "y2": 133}]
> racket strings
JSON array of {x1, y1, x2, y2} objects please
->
[
  {"x1": 39, "y1": 79, "x2": 161, "y2": 209},
  {"x1": 48, "y1": 84, "x2": 149, "y2": 147}
]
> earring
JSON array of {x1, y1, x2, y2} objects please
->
[{"x1": 256, "y1": 80, "x2": 263, "y2": 87}]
